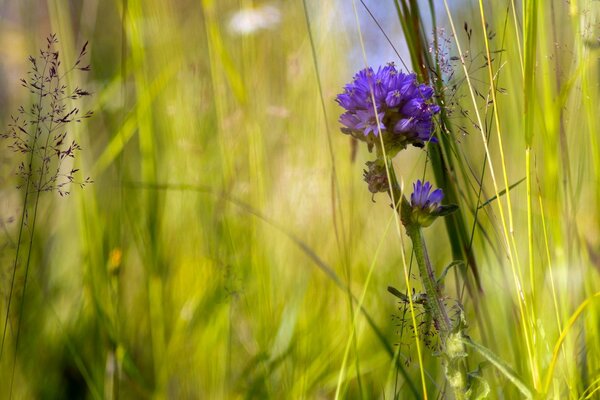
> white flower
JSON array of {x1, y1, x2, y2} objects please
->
[{"x1": 228, "y1": 4, "x2": 281, "y2": 35}]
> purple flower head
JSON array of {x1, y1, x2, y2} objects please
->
[
  {"x1": 335, "y1": 63, "x2": 440, "y2": 148},
  {"x1": 408, "y1": 180, "x2": 457, "y2": 227},
  {"x1": 409, "y1": 180, "x2": 446, "y2": 227},
  {"x1": 411, "y1": 180, "x2": 443, "y2": 212}
]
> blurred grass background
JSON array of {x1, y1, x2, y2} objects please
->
[{"x1": 0, "y1": 0, "x2": 599, "y2": 398}]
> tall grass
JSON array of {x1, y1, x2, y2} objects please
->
[{"x1": 0, "y1": 0, "x2": 598, "y2": 398}]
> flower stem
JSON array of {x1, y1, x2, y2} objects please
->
[
  {"x1": 384, "y1": 159, "x2": 470, "y2": 398},
  {"x1": 384, "y1": 158, "x2": 451, "y2": 341},
  {"x1": 405, "y1": 224, "x2": 452, "y2": 340}
]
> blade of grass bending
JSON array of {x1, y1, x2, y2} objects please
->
[
  {"x1": 477, "y1": 177, "x2": 526, "y2": 209},
  {"x1": 543, "y1": 292, "x2": 600, "y2": 395},
  {"x1": 460, "y1": 337, "x2": 534, "y2": 399},
  {"x1": 579, "y1": 375, "x2": 600, "y2": 400},
  {"x1": 125, "y1": 181, "x2": 422, "y2": 399}
]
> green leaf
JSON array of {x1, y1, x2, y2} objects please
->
[
  {"x1": 466, "y1": 370, "x2": 491, "y2": 400},
  {"x1": 433, "y1": 204, "x2": 459, "y2": 217},
  {"x1": 478, "y1": 178, "x2": 526, "y2": 209},
  {"x1": 387, "y1": 286, "x2": 409, "y2": 302},
  {"x1": 461, "y1": 337, "x2": 534, "y2": 399}
]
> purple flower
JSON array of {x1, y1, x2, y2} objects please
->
[
  {"x1": 335, "y1": 63, "x2": 439, "y2": 147},
  {"x1": 408, "y1": 180, "x2": 457, "y2": 227},
  {"x1": 411, "y1": 180, "x2": 443, "y2": 213}
]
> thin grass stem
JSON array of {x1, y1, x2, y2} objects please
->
[{"x1": 442, "y1": 0, "x2": 537, "y2": 387}]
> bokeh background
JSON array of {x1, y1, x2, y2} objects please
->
[{"x1": 0, "y1": 0, "x2": 599, "y2": 398}]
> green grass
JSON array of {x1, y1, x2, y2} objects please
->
[{"x1": 0, "y1": 0, "x2": 599, "y2": 398}]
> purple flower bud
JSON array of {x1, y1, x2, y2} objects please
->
[
  {"x1": 400, "y1": 98, "x2": 424, "y2": 116},
  {"x1": 394, "y1": 118, "x2": 415, "y2": 133},
  {"x1": 385, "y1": 90, "x2": 402, "y2": 108},
  {"x1": 410, "y1": 180, "x2": 444, "y2": 226},
  {"x1": 417, "y1": 85, "x2": 434, "y2": 99},
  {"x1": 411, "y1": 180, "x2": 443, "y2": 211}
]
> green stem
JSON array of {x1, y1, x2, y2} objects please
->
[
  {"x1": 385, "y1": 159, "x2": 451, "y2": 341},
  {"x1": 403, "y1": 209, "x2": 469, "y2": 399},
  {"x1": 385, "y1": 159, "x2": 469, "y2": 398},
  {"x1": 405, "y1": 223, "x2": 452, "y2": 339}
]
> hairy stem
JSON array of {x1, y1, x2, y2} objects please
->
[
  {"x1": 385, "y1": 159, "x2": 470, "y2": 398},
  {"x1": 405, "y1": 224, "x2": 452, "y2": 339},
  {"x1": 385, "y1": 159, "x2": 452, "y2": 340}
]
